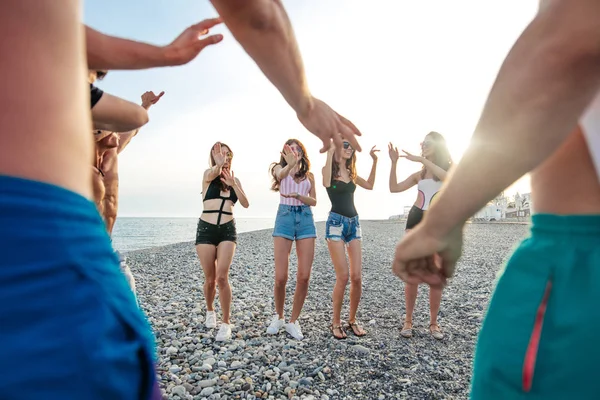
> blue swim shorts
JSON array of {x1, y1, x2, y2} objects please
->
[
  {"x1": 272, "y1": 204, "x2": 317, "y2": 241},
  {"x1": 0, "y1": 175, "x2": 160, "y2": 399}
]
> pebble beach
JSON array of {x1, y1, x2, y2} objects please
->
[{"x1": 127, "y1": 220, "x2": 531, "y2": 400}]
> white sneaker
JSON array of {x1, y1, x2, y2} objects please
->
[
  {"x1": 284, "y1": 321, "x2": 304, "y2": 340},
  {"x1": 215, "y1": 323, "x2": 232, "y2": 342},
  {"x1": 205, "y1": 311, "x2": 217, "y2": 329},
  {"x1": 266, "y1": 315, "x2": 284, "y2": 334}
]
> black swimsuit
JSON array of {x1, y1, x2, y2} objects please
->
[
  {"x1": 195, "y1": 178, "x2": 238, "y2": 246},
  {"x1": 326, "y1": 180, "x2": 358, "y2": 218}
]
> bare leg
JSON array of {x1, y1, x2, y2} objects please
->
[
  {"x1": 196, "y1": 244, "x2": 217, "y2": 311},
  {"x1": 347, "y1": 239, "x2": 366, "y2": 335},
  {"x1": 404, "y1": 283, "x2": 418, "y2": 329},
  {"x1": 327, "y1": 240, "x2": 348, "y2": 338},
  {"x1": 429, "y1": 286, "x2": 443, "y2": 326},
  {"x1": 401, "y1": 227, "x2": 417, "y2": 331},
  {"x1": 289, "y1": 238, "x2": 315, "y2": 323},
  {"x1": 216, "y1": 241, "x2": 236, "y2": 324},
  {"x1": 273, "y1": 237, "x2": 293, "y2": 319}
]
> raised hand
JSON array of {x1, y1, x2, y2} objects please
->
[
  {"x1": 220, "y1": 169, "x2": 235, "y2": 187},
  {"x1": 388, "y1": 142, "x2": 400, "y2": 162},
  {"x1": 281, "y1": 144, "x2": 298, "y2": 167},
  {"x1": 163, "y1": 18, "x2": 223, "y2": 66},
  {"x1": 297, "y1": 97, "x2": 362, "y2": 155},
  {"x1": 400, "y1": 149, "x2": 423, "y2": 163},
  {"x1": 212, "y1": 143, "x2": 226, "y2": 167},
  {"x1": 141, "y1": 91, "x2": 165, "y2": 109},
  {"x1": 369, "y1": 145, "x2": 380, "y2": 160}
]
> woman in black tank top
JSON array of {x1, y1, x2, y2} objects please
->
[
  {"x1": 195, "y1": 142, "x2": 249, "y2": 342},
  {"x1": 322, "y1": 141, "x2": 379, "y2": 339}
]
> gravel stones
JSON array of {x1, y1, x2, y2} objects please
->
[{"x1": 126, "y1": 221, "x2": 530, "y2": 399}]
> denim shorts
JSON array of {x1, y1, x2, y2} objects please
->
[
  {"x1": 325, "y1": 211, "x2": 362, "y2": 243},
  {"x1": 273, "y1": 204, "x2": 317, "y2": 241}
]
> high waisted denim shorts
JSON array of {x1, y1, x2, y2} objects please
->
[
  {"x1": 272, "y1": 204, "x2": 317, "y2": 241},
  {"x1": 325, "y1": 211, "x2": 362, "y2": 243}
]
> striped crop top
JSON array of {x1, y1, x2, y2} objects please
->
[{"x1": 279, "y1": 174, "x2": 311, "y2": 206}]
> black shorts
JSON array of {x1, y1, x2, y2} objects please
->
[
  {"x1": 405, "y1": 205, "x2": 424, "y2": 230},
  {"x1": 195, "y1": 219, "x2": 237, "y2": 246},
  {"x1": 90, "y1": 83, "x2": 104, "y2": 108}
]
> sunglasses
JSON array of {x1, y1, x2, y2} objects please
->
[{"x1": 343, "y1": 142, "x2": 353, "y2": 150}]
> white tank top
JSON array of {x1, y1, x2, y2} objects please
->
[
  {"x1": 580, "y1": 91, "x2": 600, "y2": 182},
  {"x1": 279, "y1": 174, "x2": 311, "y2": 206},
  {"x1": 417, "y1": 178, "x2": 443, "y2": 210}
]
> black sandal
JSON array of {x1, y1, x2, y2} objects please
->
[
  {"x1": 330, "y1": 324, "x2": 347, "y2": 340},
  {"x1": 346, "y1": 321, "x2": 366, "y2": 337}
]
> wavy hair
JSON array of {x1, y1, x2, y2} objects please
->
[
  {"x1": 421, "y1": 131, "x2": 453, "y2": 181},
  {"x1": 269, "y1": 139, "x2": 310, "y2": 191},
  {"x1": 332, "y1": 146, "x2": 357, "y2": 182}
]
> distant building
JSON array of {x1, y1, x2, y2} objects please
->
[{"x1": 474, "y1": 203, "x2": 502, "y2": 221}]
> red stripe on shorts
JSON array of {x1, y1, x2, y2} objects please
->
[{"x1": 522, "y1": 280, "x2": 552, "y2": 392}]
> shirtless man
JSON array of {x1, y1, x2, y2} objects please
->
[
  {"x1": 0, "y1": 6, "x2": 222, "y2": 398},
  {"x1": 392, "y1": 0, "x2": 600, "y2": 398},
  {"x1": 93, "y1": 90, "x2": 164, "y2": 300}
]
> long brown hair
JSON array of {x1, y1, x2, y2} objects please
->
[
  {"x1": 269, "y1": 139, "x2": 311, "y2": 192},
  {"x1": 332, "y1": 146, "x2": 357, "y2": 182},
  {"x1": 209, "y1": 141, "x2": 233, "y2": 192},
  {"x1": 420, "y1": 131, "x2": 453, "y2": 181}
]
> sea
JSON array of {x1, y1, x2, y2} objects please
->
[{"x1": 111, "y1": 217, "x2": 275, "y2": 252}]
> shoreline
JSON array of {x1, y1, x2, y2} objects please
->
[
  {"x1": 128, "y1": 220, "x2": 531, "y2": 399},
  {"x1": 122, "y1": 219, "x2": 530, "y2": 255}
]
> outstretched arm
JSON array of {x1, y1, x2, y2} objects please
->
[
  {"x1": 209, "y1": 0, "x2": 311, "y2": 116},
  {"x1": 209, "y1": 0, "x2": 362, "y2": 152},
  {"x1": 85, "y1": 19, "x2": 223, "y2": 70},
  {"x1": 92, "y1": 92, "x2": 148, "y2": 133},
  {"x1": 424, "y1": 0, "x2": 600, "y2": 235}
]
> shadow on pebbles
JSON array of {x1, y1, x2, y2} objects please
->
[{"x1": 126, "y1": 220, "x2": 530, "y2": 400}]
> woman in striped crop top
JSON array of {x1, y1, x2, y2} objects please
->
[
  {"x1": 388, "y1": 131, "x2": 453, "y2": 340},
  {"x1": 266, "y1": 139, "x2": 317, "y2": 340}
]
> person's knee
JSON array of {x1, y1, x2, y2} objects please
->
[
  {"x1": 336, "y1": 272, "x2": 349, "y2": 286},
  {"x1": 216, "y1": 274, "x2": 229, "y2": 288},
  {"x1": 296, "y1": 272, "x2": 310, "y2": 287},
  {"x1": 205, "y1": 277, "x2": 216, "y2": 290},
  {"x1": 275, "y1": 273, "x2": 288, "y2": 288},
  {"x1": 350, "y1": 272, "x2": 362, "y2": 286}
]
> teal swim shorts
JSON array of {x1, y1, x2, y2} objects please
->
[{"x1": 471, "y1": 214, "x2": 600, "y2": 399}]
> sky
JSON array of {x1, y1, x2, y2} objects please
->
[{"x1": 84, "y1": 0, "x2": 538, "y2": 220}]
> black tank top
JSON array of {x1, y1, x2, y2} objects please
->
[{"x1": 326, "y1": 180, "x2": 357, "y2": 218}]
